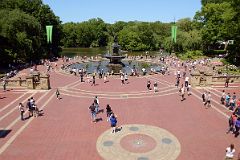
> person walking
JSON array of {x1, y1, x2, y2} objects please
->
[
  {"x1": 235, "y1": 117, "x2": 240, "y2": 137},
  {"x1": 226, "y1": 93, "x2": 231, "y2": 108},
  {"x1": 124, "y1": 73, "x2": 128, "y2": 84},
  {"x1": 221, "y1": 90, "x2": 226, "y2": 105},
  {"x1": 92, "y1": 74, "x2": 96, "y2": 86},
  {"x1": 80, "y1": 72, "x2": 84, "y2": 82},
  {"x1": 187, "y1": 83, "x2": 191, "y2": 96},
  {"x1": 202, "y1": 91, "x2": 206, "y2": 103},
  {"x1": 104, "y1": 74, "x2": 107, "y2": 83},
  {"x1": 110, "y1": 113, "x2": 118, "y2": 133},
  {"x1": 153, "y1": 82, "x2": 158, "y2": 92},
  {"x1": 180, "y1": 84, "x2": 185, "y2": 101},
  {"x1": 227, "y1": 113, "x2": 237, "y2": 134},
  {"x1": 204, "y1": 92, "x2": 211, "y2": 108},
  {"x1": 184, "y1": 76, "x2": 189, "y2": 87},
  {"x1": 176, "y1": 77, "x2": 180, "y2": 88},
  {"x1": 225, "y1": 144, "x2": 235, "y2": 160},
  {"x1": 120, "y1": 74, "x2": 124, "y2": 85},
  {"x1": 56, "y1": 89, "x2": 60, "y2": 100},
  {"x1": 94, "y1": 96, "x2": 99, "y2": 113},
  {"x1": 2, "y1": 79, "x2": 7, "y2": 91},
  {"x1": 106, "y1": 104, "x2": 113, "y2": 121},
  {"x1": 18, "y1": 103, "x2": 25, "y2": 121},
  {"x1": 225, "y1": 76, "x2": 230, "y2": 88},
  {"x1": 89, "y1": 103, "x2": 96, "y2": 123},
  {"x1": 147, "y1": 80, "x2": 151, "y2": 90},
  {"x1": 26, "y1": 99, "x2": 33, "y2": 117}
]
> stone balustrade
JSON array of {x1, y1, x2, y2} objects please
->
[
  {"x1": 191, "y1": 70, "x2": 240, "y2": 87},
  {"x1": 6, "y1": 72, "x2": 50, "y2": 90}
]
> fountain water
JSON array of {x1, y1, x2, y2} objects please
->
[{"x1": 104, "y1": 36, "x2": 126, "y2": 73}]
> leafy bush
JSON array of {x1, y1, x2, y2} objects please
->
[
  {"x1": 177, "y1": 50, "x2": 204, "y2": 60},
  {"x1": 220, "y1": 59, "x2": 230, "y2": 65}
]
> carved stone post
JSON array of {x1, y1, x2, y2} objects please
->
[
  {"x1": 190, "y1": 71, "x2": 200, "y2": 87},
  {"x1": 39, "y1": 74, "x2": 51, "y2": 90},
  {"x1": 26, "y1": 76, "x2": 34, "y2": 89},
  {"x1": 205, "y1": 71, "x2": 213, "y2": 87}
]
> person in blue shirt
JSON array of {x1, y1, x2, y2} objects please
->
[
  {"x1": 234, "y1": 117, "x2": 240, "y2": 137},
  {"x1": 110, "y1": 113, "x2": 118, "y2": 133},
  {"x1": 225, "y1": 93, "x2": 230, "y2": 107}
]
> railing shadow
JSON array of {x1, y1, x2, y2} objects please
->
[{"x1": 0, "y1": 130, "x2": 12, "y2": 138}]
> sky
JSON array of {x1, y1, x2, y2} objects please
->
[{"x1": 42, "y1": 0, "x2": 202, "y2": 24}]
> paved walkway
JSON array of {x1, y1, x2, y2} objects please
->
[{"x1": 0, "y1": 62, "x2": 240, "y2": 160}]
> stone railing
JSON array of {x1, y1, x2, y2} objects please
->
[
  {"x1": 7, "y1": 77, "x2": 27, "y2": 87},
  {"x1": 6, "y1": 72, "x2": 50, "y2": 90},
  {"x1": 191, "y1": 70, "x2": 240, "y2": 87},
  {"x1": 212, "y1": 75, "x2": 240, "y2": 83}
]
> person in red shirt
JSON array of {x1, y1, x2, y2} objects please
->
[{"x1": 237, "y1": 98, "x2": 240, "y2": 108}]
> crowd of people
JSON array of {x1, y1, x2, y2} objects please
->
[
  {"x1": 1, "y1": 53, "x2": 240, "y2": 159},
  {"x1": 18, "y1": 97, "x2": 42, "y2": 121},
  {"x1": 88, "y1": 96, "x2": 120, "y2": 133}
]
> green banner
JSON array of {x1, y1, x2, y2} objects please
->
[
  {"x1": 171, "y1": 25, "x2": 177, "y2": 43},
  {"x1": 46, "y1": 25, "x2": 53, "y2": 43}
]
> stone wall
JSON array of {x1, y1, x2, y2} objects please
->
[
  {"x1": 191, "y1": 70, "x2": 240, "y2": 87},
  {"x1": 212, "y1": 75, "x2": 240, "y2": 83},
  {"x1": 7, "y1": 72, "x2": 50, "y2": 90}
]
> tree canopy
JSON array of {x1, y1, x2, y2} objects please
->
[
  {"x1": 0, "y1": 0, "x2": 239, "y2": 67},
  {"x1": 0, "y1": 0, "x2": 62, "y2": 66},
  {"x1": 195, "y1": 0, "x2": 240, "y2": 65}
]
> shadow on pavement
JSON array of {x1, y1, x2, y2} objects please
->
[{"x1": 0, "y1": 130, "x2": 12, "y2": 138}]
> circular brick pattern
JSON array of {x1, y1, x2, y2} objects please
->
[
  {"x1": 96, "y1": 124, "x2": 181, "y2": 160},
  {"x1": 120, "y1": 134, "x2": 156, "y2": 153}
]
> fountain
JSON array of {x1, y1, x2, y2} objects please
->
[
  {"x1": 67, "y1": 36, "x2": 164, "y2": 75},
  {"x1": 105, "y1": 36, "x2": 126, "y2": 73}
]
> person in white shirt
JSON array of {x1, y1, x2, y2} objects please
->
[
  {"x1": 180, "y1": 84, "x2": 185, "y2": 101},
  {"x1": 185, "y1": 76, "x2": 189, "y2": 87},
  {"x1": 204, "y1": 92, "x2": 211, "y2": 108},
  {"x1": 18, "y1": 103, "x2": 25, "y2": 121},
  {"x1": 124, "y1": 73, "x2": 128, "y2": 84},
  {"x1": 221, "y1": 90, "x2": 226, "y2": 105},
  {"x1": 177, "y1": 70, "x2": 181, "y2": 78},
  {"x1": 119, "y1": 74, "x2": 123, "y2": 85},
  {"x1": 187, "y1": 84, "x2": 191, "y2": 96},
  {"x1": 142, "y1": 68, "x2": 146, "y2": 76},
  {"x1": 225, "y1": 144, "x2": 235, "y2": 160}
]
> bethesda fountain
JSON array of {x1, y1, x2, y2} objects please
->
[{"x1": 104, "y1": 36, "x2": 126, "y2": 73}]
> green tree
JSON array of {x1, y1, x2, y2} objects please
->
[
  {"x1": 201, "y1": 0, "x2": 226, "y2": 5},
  {"x1": 0, "y1": 9, "x2": 41, "y2": 63},
  {"x1": 176, "y1": 18, "x2": 193, "y2": 32},
  {"x1": 195, "y1": 2, "x2": 236, "y2": 51},
  {"x1": 0, "y1": 0, "x2": 63, "y2": 66}
]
